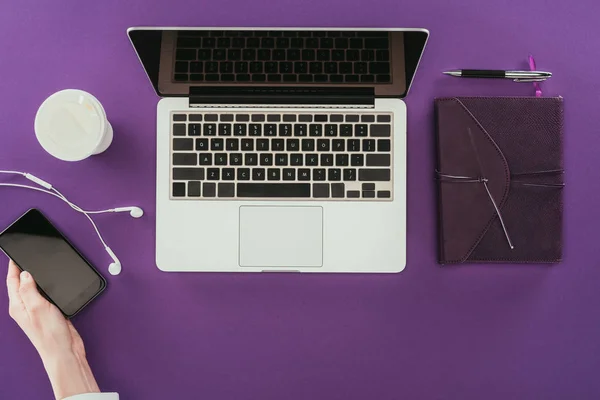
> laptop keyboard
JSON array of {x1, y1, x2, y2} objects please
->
[
  {"x1": 171, "y1": 112, "x2": 393, "y2": 200},
  {"x1": 173, "y1": 31, "x2": 391, "y2": 84}
]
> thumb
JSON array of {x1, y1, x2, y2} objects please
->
[{"x1": 18, "y1": 271, "x2": 46, "y2": 313}]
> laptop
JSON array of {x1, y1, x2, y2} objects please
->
[{"x1": 128, "y1": 27, "x2": 428, "y2": 273}]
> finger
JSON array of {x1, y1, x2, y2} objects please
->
[
  {"x1": 6, "y1": 261, "x2": 22, "y2": 304},
  {"x1": 18, "y1": 271, "x2": 46, "y2": 313}
]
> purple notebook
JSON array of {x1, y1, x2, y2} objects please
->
[{"x1": 434, "y1": 97, "x2": 564, "y2": 264}]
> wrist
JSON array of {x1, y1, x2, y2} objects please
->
[{"x1": 42, "y1": 351, "x2": 100, "y2": 400}]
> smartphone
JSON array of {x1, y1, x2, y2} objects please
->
[{"x1": 0, "y1": 209, "x2": 106, "y2": 318}]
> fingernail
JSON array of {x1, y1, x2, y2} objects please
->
[{"x1": 20, "y1": 271, "x2": 30, "y2": 281}]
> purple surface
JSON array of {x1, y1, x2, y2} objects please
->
[{"x1": 1, "y1": 1, "x2": 599, "y2": 399}]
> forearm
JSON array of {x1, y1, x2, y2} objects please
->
[{"x1": 42, "y1": 352, "x2": 101, "y2": 400}]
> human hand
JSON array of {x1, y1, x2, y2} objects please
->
[
  {"x1": 6, "y1": 260, "x2": 100, "y2": 399},
  {"x1": 6, "y1": 259, "x2": 84, "y2": 360}
]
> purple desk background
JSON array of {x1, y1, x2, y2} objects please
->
[{"x1": 1, "y1": 1, "x2": 599, "y2": 399}]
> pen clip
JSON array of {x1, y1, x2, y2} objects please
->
[
  {"x1": 528, "y1": 55, "x2": 543, "y2": 97},
  {"x1": 513, "y1": 77, "x2": 547, "y2": 83}
]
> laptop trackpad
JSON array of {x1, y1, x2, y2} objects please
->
[{"x1": 239, "y1": 206, "x2": 323, "y2": 268}]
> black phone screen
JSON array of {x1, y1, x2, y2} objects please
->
[{"x1": 0, "y1": 209, "x2": 106, "y2": 317}]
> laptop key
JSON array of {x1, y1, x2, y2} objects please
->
[
  {"x1": 237, "y1": 183, "x2": 310, "y2": 198},
  {"x1": 275, "y1": 154, "x2": 288, "y2": 166},
  {"x1": 328, "y1": 169, "x2": 341, "y2": 181},
  {"x1": 188, "y1": 181, "x2": 201, "y2": 197},
  {"x1": 176, "y1": 49, "x2": 196, "y2": 60},
  {"x1": 313, "y1": 183, "x2": 330, "y2": 198},
  {"x1": 347, "y1": 190, "x2": 360, "y2": 198},
  {"x1": 237, "y1": 168, "x2": 250, "y2": 180},
  {"x1": 378, "y1": 115, "x2": 392, "y2": 122},
  {"x1": 246, "y1": 153, "x2": 258, "y2": 166},
  {"x1": 265, "y1": 124, "x2": 278, "y2": 136},
  {"x1": 294, "y1": 124, "x2": 307, "y2": 136},
  {"x1": 241, "y1": 139, "x2": 254, "y2": 151},
  {"x1": 252, "y1": 168, "x2": 265, "y2": 181},
  {"x1": 359, "y1": 169, "x2": 391, "y2": 181},
  {"x1": 365, "y1": 38, "x2": 389, "y2": 49},
  {"x1": 370, "y1": 124, "x2": 391, "y2": 137},
  {"x1": 173, "y1": 114, "x2": 187, "y2": 121},
  {"x1": 377, "y1": 190, "x2": 391, "y2": 198},
  {"x1": 351, "y1": 154, "x2": 364, "y2": 166},
  {"x1": 343, "y1": 168, "x2": 357, "y2": 181},
  {"x1": 348, "y1": 139, "x2": 361, "y2": 152},
  {"x1": 298, "y1": 169, "x2": 311, "y2": 181},
  {"x1": 202, "y1": 183, "x2": 216, "y2": 198},
  {"x1": 203, "y1": 124, "x2": 216, "y2": 136},
  {"x1": 173, "y1": 182, "x2": 186, "y2": 197},
  {"x1": 283, "y1": 169, "x2": 296, "y2": 180},
  {"x1": 362, "y1": 139, "x2": 376, "y2": 152},
  {"x1": 313, "y1": 169, "x2": 326, "y2": 181},
  {"x1": 287, "y1": 139, "x2": 300, "y2": 151},
  {"x1": 290, "y1": 153, "x2": 303, "y2": 166},
  {"x1": 321, "y1": 154, "x2": 333, "y2": 166},
  {"x1": 207, "y1": 168, "x2": 220, "y2": 180},
  {"x1": 173, "y1": 168, "x2": 205, "y2": 180},
  {"x1": 362, "y1": 191, "x2": 376, "y2": 198},
  {"x1": 332, "y1": 139, "x2": 345, "y2": 152},
  {"x1": 336, "y1": 154, "x2": 349, "y2": 166},
  {"x1": 340, "y1": 124, "x2": 353, "y2": 137},
  {"x1": 325, "y1": 124, "x2": 338, "y2": 137},
  {"x1": 361, "y1": 115, "x2": 375, "y2": 123},
  {"x1": 309, "y1": 124, "x2": 323, "y2": 136},
  {"x1": 267, "y1": 169, "x2": 281, "y2": 181},
  {"x1": 257, "y1": 139, "x2": 269, "y2": 151},
  {"x1": 260, "y1": 154, "x2": 273, "y2": 166},
  {"x1": 173, "y1": 123, "x2": 186, "y2": 136},
  {"x1": 378, "y1": 139, "x2": 391, "y2": 152},
  {"x1": 222, "y1": 169, "x2": 235, "y2": 181},
  {"x1": 317, "y1": 139, "x2": 330, "y2": 152},
  {"x1": 199, "y1": 153, "x2": 212, "y2": 165},
  {"x1": 249, "y1": 124, "x2": 262, "y2": 136},
  {"x1": 306, "y1": 154, "x2": 319, "y2": 166},
  {"x1": 279, "y1": 124, "x2": 292, "y2": 136},
  {"x1": 187, "y1": 124, "x2": 201, "y2": 136},
  {"x1": 189, "y1": 114, "x2": 203, "y2": 122},
  {"x1": 211, "y1": 139, "x2": 224, "y2": 151},
  {"x1": 331, "y1": 183, "x2": 345, "y2": 198},
  {"x1": 196, "y1": 139, "x2": 209, "y2": 151},
  {"x1": 302, "y1": 139, "x2": 315, "y2": 151},
  {"x1": 215, "y1": 153, "x2": 228, "y2": 165},
  {"x1": 226, "y1": 139, "x2": 239, "y2": 151},
  {"x1": 234, "y1": 124, "x2": 247, "y2": 136},
  {"x1": 173, "y1": 153, "x2": 197, "y2": 165},
  {"x1": 218, "y1": 124, "x2": 232, "y2": 136},
  {"x1": 230, "y1": 153, "x2": 243, "y2": 165},
  {"x1": 367, "y1": 154, "x2": 391, "y2": 166},
  {"x1": 173, "y1": 138, "x2": 194, "y2": 151}
]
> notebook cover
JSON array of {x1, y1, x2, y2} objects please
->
[{"x1": 434, "y1": 97, "x2": 564, "y2": 264}]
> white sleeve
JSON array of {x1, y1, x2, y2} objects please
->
[{"x1": 64, "y1": 393, "x2": 119, "y2": 400}]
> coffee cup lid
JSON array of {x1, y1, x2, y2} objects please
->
[{"x1": 34, "y1": 89, "x2": 108, "y2": 161}]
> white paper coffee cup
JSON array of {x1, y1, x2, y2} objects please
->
[{"x1": 34, "y1": 89, "x2": 113, "y2": 162}]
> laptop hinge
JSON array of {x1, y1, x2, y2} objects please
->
[{"x1": 189, "y1": 86, "x2": 374, "y2": 108}]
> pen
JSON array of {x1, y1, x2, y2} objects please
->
[{"x1": 443, "y1": 69, "x2": 552, "y2": 82}]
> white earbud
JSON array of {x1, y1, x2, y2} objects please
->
[
  {"x1": 114, "y1": 206, "x2": 144, "y2": 218},
  {"x1": 105, "y1": 247, "x2": 122, "y2": 276},
  {"x1": 0, "y1": 170, "x2": 142, "y2": 276}
]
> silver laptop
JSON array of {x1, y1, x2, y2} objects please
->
[{"x1": 128, "y1": 27, "x2": 428, "y2": 273}]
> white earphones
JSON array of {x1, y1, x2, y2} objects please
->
[{"x1": 0, "y1": 170, "x2": 143, "y2": 276}]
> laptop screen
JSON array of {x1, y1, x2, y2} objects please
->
[{"x1": 128, "y1": 28, "x2": 428, "y2": 98}]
